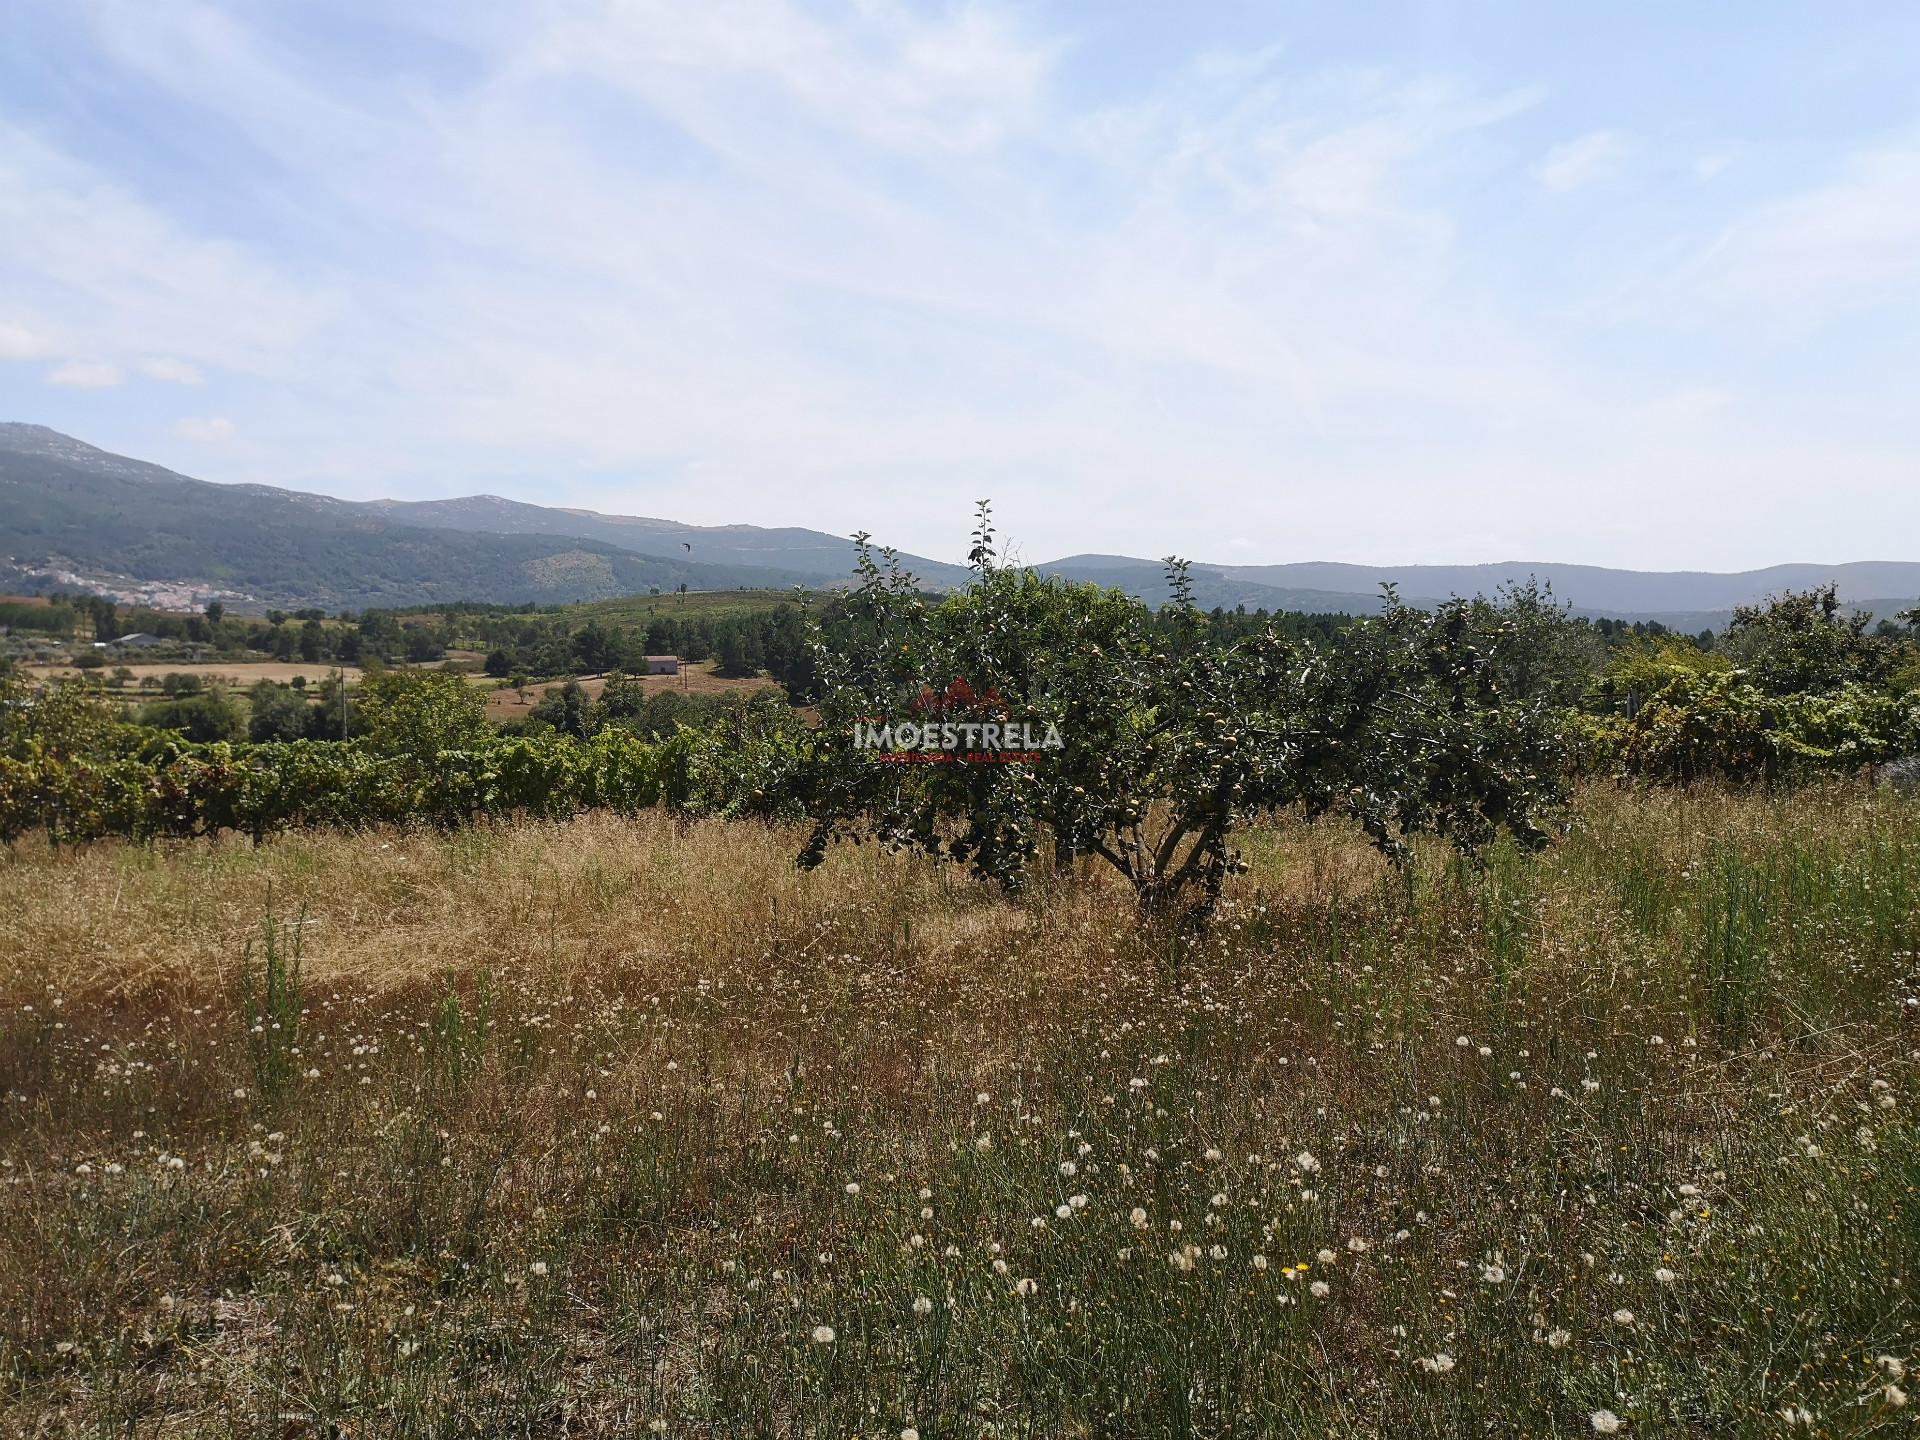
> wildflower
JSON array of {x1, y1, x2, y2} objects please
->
[
  {"x1": 1777, "y1": 1405, "x2": 1814, "y2": 1428},
  {"x1": 902, "y1": 1430, "x2": 921, "y2": 1440},
  {"x1": 1058, "y1": 1161, "x2": 1076, "y2": 1177},
  {"x1": 649, "y1": 1422, "x2": 668, "y2": 1435},
  {"x1": 1590, "y1": 1409, "x2": 1622, "y2": 1433},
  {"x1": 1054, "y1": 1204, "x2": 1072, "y2": 1220},
  {"x1": 1878, "y1": 1356, "x2": 1906, "y2": 1381},
  {"x1": 1310, "y1": 1280, "x2": 1330, "y2": 1298},
  {"x1": 528, "y1": 1261, "x2": 549, "y2": 1278},
  {"x1": 1208, "y1": 1244, "x2": 1227, "y2": 1261},
  {"x1": 912, "y1": 1296, "x2": 933, "y2": 1316},
  {"x1": 1881, "y1": 1385, "x2": 1906, "y2": 1408},
  {"x1": 1294, "y1": 1150, "x2": 1320, "y2": 1175},
  {"x1": 1611, "y1": 1309, "x2": 1634, "y2": 1326},
  {"x1": 811, "y1": 1324, "x2": 836, "y2": 1344},
  {"x1": 1418, "y1": 1353, "x2": 1455, "y2": 1374},
  {"x1": 844, "y1": 1182, "x2": 860, "y2": 1197},
  {"x1": 1546, "y1": 1328, "x2": 1572, "y2": 1349},
  {"x1": 1582, "y1": 1078, "x2": 1601, "y2": 1093},
  {"x1": 1014, "y1": 1278, "x2": 1037, "y2": 1297},
  {"x1": 1654, "y1": 1267, "x2": 1676, "y2": 1285},
  {"x1": 1347, "y1": 1237, "x2": 1369, "y2": 1253},
  {"x1": 1481, "y1": 1261, "x2": 1506, "y2": 1284},
  {"x1": 1203, "y1": 1147, "x2": 1223, "y2": 1162},
  {"x1": 1130, "y1": 1207, "x2": 1149, "y2": 1229},
  {"x1": 1252, "y1": 1254, "x2": 1269, "y2": 1271}
]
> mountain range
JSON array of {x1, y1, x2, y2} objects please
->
[{"x1": 3, "y1": 422, "x2": 1917, "y2": 626}]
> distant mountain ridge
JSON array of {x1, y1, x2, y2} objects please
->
[
  {"x1": 0, "y1": 424, "x2": 822, "y2": 609},
  {"x1": 365, "y1": 492, "x2": 974, "y2": 587},
  {"x1": 3, "y1": 423, "x2": 1916, "y2": 622},
  {"x1": 1032, "y1": 554, "x2": 1920, "y2": 629}
]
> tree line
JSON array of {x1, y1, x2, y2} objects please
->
[{"x1": 6, "y1": 510, "x2": 1917, "y2": 928}]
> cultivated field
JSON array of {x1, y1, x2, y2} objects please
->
[{"x1": 0, "y1": 786, "x2": 1914, "y2": 1435}]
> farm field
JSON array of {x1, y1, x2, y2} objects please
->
[
  {"x1": 25, "y1": 661, "x2": 364, "y2": 688},
  {"x1": 1, "y1": 785, "x2": 1913, "y2": 1435}
]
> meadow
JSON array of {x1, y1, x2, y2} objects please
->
[{"x1": 0, "y1": 784, "x2": 1914, "y2": 1436}]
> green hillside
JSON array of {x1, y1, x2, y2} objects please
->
[{"x1": 0, "y1": 425, "x2": 813, "y2": 609}]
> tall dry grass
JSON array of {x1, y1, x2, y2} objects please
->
[{"x1": 0, "y1": 786, "x2": 1914, "y2": 1435}]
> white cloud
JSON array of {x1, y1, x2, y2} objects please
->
[
  {"x1": 47, "y1": 359, "x2": 123, "y2": 389},
  {"x1": 0, "y1": 319, "x2": 48, "y2": 359},
  {"x1": 1535, "y1": 130, "x2": 1629, "y2": 191},
  {"x1": 535, "y1": 0, "x2": 1055, "y2": 158},
  {"x1": 0, "y1": 123, "x2": 330, "y2": 377},
  {"x1": 173, "y1": 415, "x2": 235, "y2": 442},
  {"x1": 138, "y1": 356, "x2": 204, "y2": 384},
  {"x1": 1697, "y1": 139, "x2": 1920, "y2": 322}
]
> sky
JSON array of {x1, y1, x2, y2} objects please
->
[{"x1": 3, "y1": 0, "x2": 1919, "y2": 571}]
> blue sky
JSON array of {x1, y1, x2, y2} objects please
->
[{"x1": 3, "y1": 1, "x2": 1918, "y2": 570}]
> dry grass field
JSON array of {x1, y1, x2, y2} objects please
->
[
  {"x1": 0, "y1": 786, "x2": 1915, "y2": 1435},
  {"x1": 26, "y1": 662, "x2": 364, "y2": 688}
]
